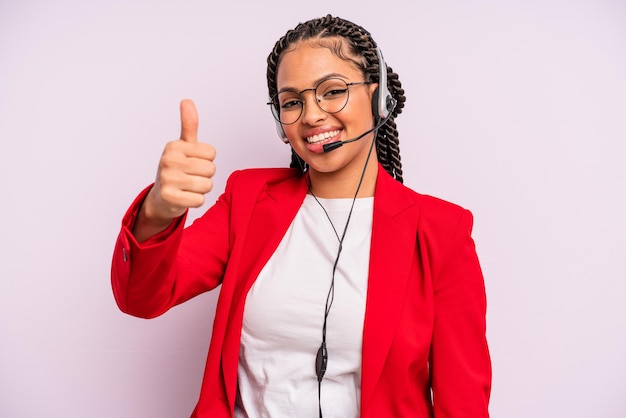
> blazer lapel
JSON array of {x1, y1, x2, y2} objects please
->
[
  {"x1": 222, "y1": 171, "x2": 309, "y2": 407},
  {"x1": 230, "y1": 172, "x2": 309, "y2": 309},
  {"x1": 361, "y1": 167, "x2": 421, "y2": 411}
]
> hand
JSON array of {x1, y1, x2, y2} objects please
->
[{"x1": 142, "y1": 99, "x2": 217, "y2": 225}]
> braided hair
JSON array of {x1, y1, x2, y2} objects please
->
[{"x1": 266, "y1": 14, "x2": 407, "y2": 183}]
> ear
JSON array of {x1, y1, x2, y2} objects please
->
[
  {"x1": 371, "y1": 85, "x2": 382, "y2": 123},
  {"x1": 368, "y1": 82, "x2": 379, "y2": 96},
  {"x1": 275, "y1": 119, "x2": 289, "y2": 143}
]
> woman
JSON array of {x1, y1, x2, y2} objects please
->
[{"x1": 111, "y1": 14, "x2": 491, "y2": 418}]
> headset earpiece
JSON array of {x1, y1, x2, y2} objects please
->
[
  {"x1": 269, "y1": 96, "x2": 289, "y2": 143},
  {"x1": 372, "y1": 47, "x2": 397, "y2": 123},
  {"x1": 275, "y1": 119, "x2": 289, "y2": 143}
]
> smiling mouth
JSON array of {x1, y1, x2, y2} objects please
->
[{"x1": 305, "y1": 130, "x2": 340, "y2": 144}]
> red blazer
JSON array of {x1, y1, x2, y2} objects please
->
[{"x1": 111, "y1": 164, "x2": 491, "y2": 417}]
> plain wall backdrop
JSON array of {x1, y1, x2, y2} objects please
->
[{"x1": 1, "y1": 0, "x2": 625, "y2": 416}]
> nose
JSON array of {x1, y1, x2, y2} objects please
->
[{"x1": 300, "y1": 90, "x2": 326, "y2": 125}]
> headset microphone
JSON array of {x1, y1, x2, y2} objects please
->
[
  {"x1": 321, "y1": 111, "x2": 392, "y2": 152},
  {"x1": 322, "y1": 115, "x2": 389, "y2": 152}
]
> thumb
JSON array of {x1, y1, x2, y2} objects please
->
[{"x1": 180, "y1": 99, "x2": 198, "y2": 142}]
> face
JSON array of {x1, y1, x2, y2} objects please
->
[{"x1": 275, "y1": 40, "x2": 378, "y2": 177}]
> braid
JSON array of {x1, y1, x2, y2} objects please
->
[
  {"x1": 376, "y1": 66, "x2": 405, "y2": 182},
  {"x1": 267, "y1": 14, "x2": 407, "y2": 183}
]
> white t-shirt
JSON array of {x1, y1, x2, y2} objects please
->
[{"x1": 236, "y1": 195, "x2": 373, "y2": 418}]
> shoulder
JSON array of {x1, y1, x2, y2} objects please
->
[
  {"x1": 221, "y1": 167, "x2": 308, "y2": 205},
  {"x1": 225, "y1": 167, "x2": 303, "y2": 190},
  {"x1": 229, "y1": 167, "x2": 300, "y2": 180},
  {"x1": 414, "y1": 191, "x2": 471, "y2": 225},
  {"x1": 377, "y1": 170, "x2": 473, "y2": 242},
  {"x1": 408, "y1": 190, "x2": 475, "y2": 252},
  {"x1": 377, "y1": 167, "x2": 471, "y2": 226},
  {"x1": 383, "y1": 182, "x2": 477, "y2": 270}
]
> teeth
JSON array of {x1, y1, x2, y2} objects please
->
[{"x1": 305, "y1": 130, "x2": 340, "y2": 144}]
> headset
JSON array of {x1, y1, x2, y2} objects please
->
[{"x1": 273, "y1": 47, "x2": 396, "y2": 146}]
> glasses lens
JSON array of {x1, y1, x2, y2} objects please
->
[
  {"x1": 316, "y1": 78, "x2": 350, "y2": 114},
  {"x1": 273, "y1": 91, "x2": 303, "y2": 125}
]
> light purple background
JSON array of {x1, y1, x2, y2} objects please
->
[{"x1": 1, "y1": 0, "x2": 625, "y2": 417}]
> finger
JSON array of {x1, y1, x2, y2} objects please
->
[
  {"x1": 181, "y1": 142, "x2": 216, "y2": 161},
  {"x1": 181, "y1": 175, "x2": 214, "y2": 195},
  {"x1": 159, "y1": 167, "x2": 214, "y2": 195},
  {"x1": 163, "y1": 140, "x2": 215, "y2": 160},
  {"x1": 180, "y1": 99, "x2": 198, "y2": 143},
  {"x1": 161, "y1": 177, "x2": 213, "y2": 205},
  {"x1": 161, "y1": 187, "x2": 207, "y2": 209},
  {"x1": 183, "y1": 157, "x2": 216, "y2": 178}
]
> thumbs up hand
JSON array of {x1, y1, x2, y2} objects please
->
[{"x1": 135, "y1": 100, "x2": 216, "y2": 240}]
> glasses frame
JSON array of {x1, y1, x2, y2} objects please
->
[{"x1": 267, "y1": 77, "x2": 371, "y2": 126}]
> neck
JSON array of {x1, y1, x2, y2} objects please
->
[{"x1": 308, "y1": 157, "x2": 378, "y2": 199}]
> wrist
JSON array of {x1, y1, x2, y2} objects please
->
[
  {"x1": 141, "y1": 198, "x2": 178, "y2": 228},
  {"x1": 132, "y1": 189, "x2": 181, "y2": 242}
]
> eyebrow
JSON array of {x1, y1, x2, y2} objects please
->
[{"x1": 277, "y1": 73, "x2": 350, "y2": 93}]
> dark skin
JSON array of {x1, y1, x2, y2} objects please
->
[
  {"x1": 134, "y1": 39, "x2": 379, "y2": 242},
  {"x1": 133, "y1": 99, "x2": 215, "y2": 243}
]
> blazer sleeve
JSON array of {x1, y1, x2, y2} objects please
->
[
  {"x1": 430, "y1": 209, "x2": 492, "y2": 417},
  {"x1": 110, "y1": 172, "x2": 238, "y2": 319}
]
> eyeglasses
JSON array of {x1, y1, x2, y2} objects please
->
[{"x1": 267, "y1": 77, "x2": 370, "y2": 125}]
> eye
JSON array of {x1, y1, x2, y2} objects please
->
[
  {"x1": 277, "y1": 91, "x2": 303, "y2": 111},
  {"x1": 281, "y1": 98, "x2": 303, "y2": 110},
  {"x1": 317, "y1": 78, "x2": 349, "y2": 100},
  {"x1": 322, "y1": 88, "x2": 348, "y2": 99}
]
